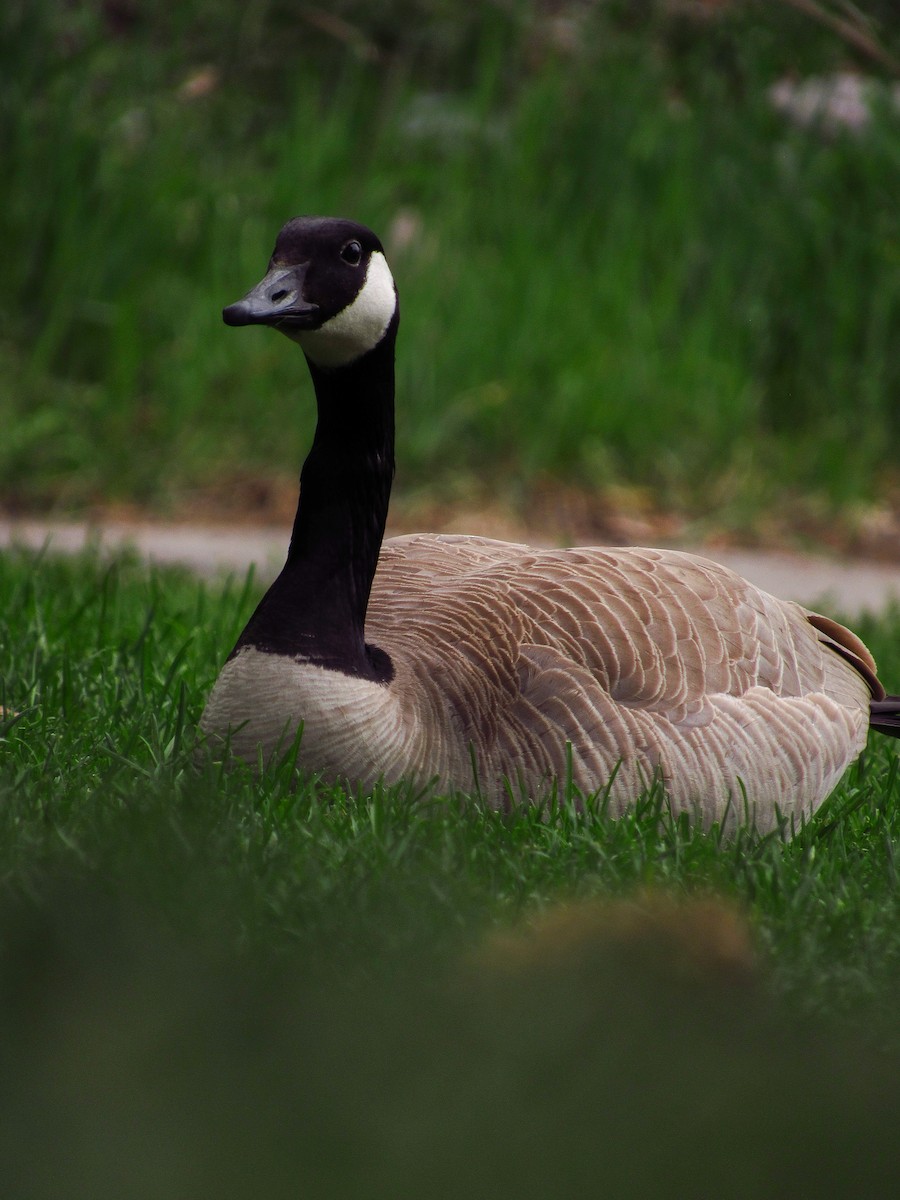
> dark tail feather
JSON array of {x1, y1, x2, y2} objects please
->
[{"x1": 870, "y1": 695, "x2": 900, "y2": 738}]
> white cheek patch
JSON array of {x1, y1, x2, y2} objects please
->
[{"x1": 295, "y1": 251, "x2": 396, "y2": 368}]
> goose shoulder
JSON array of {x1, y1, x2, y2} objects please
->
[
  {"x1": 369, "y1": 537, "x2": 869, "y2": 714},
  {"x1": 364, "y1": 537, "x2": 874, "y2": 824}
]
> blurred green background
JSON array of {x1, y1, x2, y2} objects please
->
[{"x1": 3, "y1": 0, "x2": 900, "y2": 534}]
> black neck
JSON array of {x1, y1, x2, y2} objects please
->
[{"x1": 233, "y1": 322, "x2": 397, "y2": 679}]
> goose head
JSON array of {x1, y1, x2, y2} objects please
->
[{"x1": 223, "y1": 216, "x2": 398, "y2": 369}]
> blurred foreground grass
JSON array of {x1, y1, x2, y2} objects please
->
[
  {"x1": 2, "y1": 1, "x2": 900, "y2": 530},
  {"x1": 2, "y1": 546, "x2": 900, "y2": 1196}
]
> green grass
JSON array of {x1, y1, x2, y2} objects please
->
[
  {"x1": 2, "y1": 547, "x2": 900, "y2": 1196},
  {"x1": 2, "y1": 2, "x2": 900, "y2": 523}
]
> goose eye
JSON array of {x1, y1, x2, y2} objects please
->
[{"x1": 340, "y1": 240, "x2": 362, "y2": 266}]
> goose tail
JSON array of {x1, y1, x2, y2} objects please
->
[{"x1": 870, "y1": 696, "x2": 900, "y2": 739}]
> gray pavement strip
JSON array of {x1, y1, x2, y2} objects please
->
[{"x1": 2, "y1": 516, "x2": 900, "y2": 619}]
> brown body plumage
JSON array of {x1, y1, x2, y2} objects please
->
[{"x1": 204, "y1": 532, "x2": 880, "y2": 832}]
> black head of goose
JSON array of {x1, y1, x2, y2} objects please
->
[{"x1": 201, "y1": 216, "x2": 900, "y2": 833}]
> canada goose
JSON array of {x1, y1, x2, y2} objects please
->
[{"x1": 201, "y1": 216, "x2": 900, "y2": 832}]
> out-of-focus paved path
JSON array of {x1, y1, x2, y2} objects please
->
[{"x1": 2, "y1": 516, "x2": 900, "y2": 618}]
